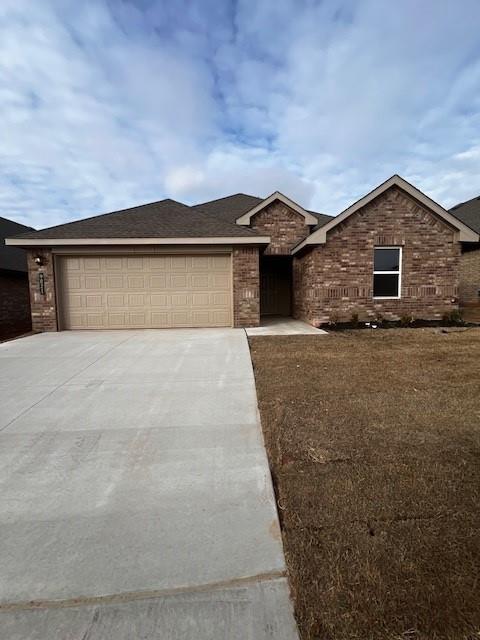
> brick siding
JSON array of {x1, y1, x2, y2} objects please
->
[
  {"x1": 459, "y1": 246, "x2": 480, "y2": 306},
  {"x1": 26, "y1": 249, "x2": 58, "y2": 331},
  {"x1": 293, "y1": 186, "x2": 461, "y2": 325},
  {"x1": 250, "y1": 201, "x2": 310, "y2": 255},
  {"x1": 232, "y1": 247, "x2": 260, "y2": 327},
  {"x1": 0, "y1": 270, "x2": 31, "y2": 338}
]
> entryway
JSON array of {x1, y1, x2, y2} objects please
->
[{"x1": 260, "y1": 256, "x2": 292, "y2": 317}]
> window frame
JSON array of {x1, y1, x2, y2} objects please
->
[{"x1": 373, "y1": 246, "x2": 402, "y2": 299}]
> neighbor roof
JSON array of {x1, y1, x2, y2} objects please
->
[
  {"x1": 8, "y1": 198, "x2": 264, "y2": 242},
  {"x1": 450, "y1": 195, "x2": 480, "y2": 234},
  {"x1": 0, "y1": 216, "x2": 34, "y2": 271}
]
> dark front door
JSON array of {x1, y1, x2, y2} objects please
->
[{"x1": 260, "y1": 257, "x2": 292, "y2": 316}]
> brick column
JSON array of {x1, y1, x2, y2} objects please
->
[
  {"x1": 26, "y1": 249, "x2": 58, "y2": 331},
  {"x1": 232, "y1": 247, "x2": 260, "y2": 327}
]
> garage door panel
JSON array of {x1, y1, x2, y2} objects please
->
[
  {"x1": 84, "y1": 257, "x2": 101, "y2": 271},
  {"x1": 126, "y1": 257, "x2": 144, "y2": 269},
  {"x1": 150, "y1": 274, "x2": 167, "y2": 289},
  {"x1": 107, "y1": 312, "x2": 128, "y2": 327},
  {"x1": 106, "y1": 294, "x2": 126, "y2": 307},
  {"x1": 149, "y1": 256, "x2": 168, "y2": 270},
  {"x1": 171, "y1": 256, "x2": 187, "y2": 270},
  {"x1": 85, "y1": 295, "x2": 103, "y2": 308},
  {"x1": 105, "y1": 257, "x2": 123, "y2": 270},
  {"x1": 213, "y1": 310, "x2": 231, "y2": 325},
  {"x1": 59, "y1": 254, "x2": 232, "y2": 330},
  {"x1": 106, "y1": 275, "x2": 125, "y2": 288},
  {"x1": 191, "y1": 274, "x2": 209, "y2": 288},
  {"x1": 151, "y1": 293, "x2": 168, "y2": 307},
  {"x1": 85, "y1": 276, "x2": 102, "y2": 290},
  {"x1": 171, "y1": 293, "x2": 189, "y2": 308},
  {"x1": 211, "y1": 255, "x2": 230, "y2": 270},
  {"x1": 127, "y1": 275, "x2": 146, "y2": 289}
]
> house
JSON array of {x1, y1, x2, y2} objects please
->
[
  {"x1": 6, "y1": 175, "x2": 479, "y2": 331},
  {"x1": 449, "y1": 196, "x2": 480, "y2": 313},
  {"x1": 0, "y1": 217, "x2": 35, "y2": 338}
]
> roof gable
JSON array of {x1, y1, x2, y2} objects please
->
[
  {"x1": 293, "y1": 175, "x2": 479, "y2": 253},
  {"x1": 235, "y1": 191, "x2": 318, "y2": 226}
]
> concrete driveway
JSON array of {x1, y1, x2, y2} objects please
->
[{"x1": 0, "y1": 329, "x2": 298, "y2": 640}]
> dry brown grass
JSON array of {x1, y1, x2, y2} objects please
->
[{"x1": 249, "y1": 328, "x2": 480, "y2": 640}]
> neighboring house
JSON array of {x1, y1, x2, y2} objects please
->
[
  {"x1": 6, "y1": 175, "x2": 479, "y2": 331},
  {"x1": 0, "y1": 217, "x2": 35, "y2": 337},
  {"x1": 449, "y1": 196, "x2": 480, "y2": 311}
]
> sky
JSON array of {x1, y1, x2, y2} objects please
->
[{"x1": 1, "y1": 0, "x2": 480, "y2": 230}]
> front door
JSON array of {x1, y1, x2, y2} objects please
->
[{"x1": 260, "y1": 257, "x2": 292, "y2": 316}]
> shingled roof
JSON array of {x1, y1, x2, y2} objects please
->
[
  {"x1": 193, "y1": 193, "x2": 332, "y2": 227},
  {"x1": 0, "y1": 217, "x2": 34, "y2": 271},
  {"x1": 10, "y1": 198, "x2": 261, "y2": 240},
  {"x1": 450, "y1": 195, "x2": 480, "y2": 234}
]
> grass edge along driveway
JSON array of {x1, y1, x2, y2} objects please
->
[{"x1": 249, "y1": 327, "x2": 480, "y2": 640}]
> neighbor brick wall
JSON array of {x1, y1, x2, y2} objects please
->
[
  {"x1": 26, "y1": 249, "x2": 58, "y2": 331},
  {"x1": 250, "y1": 202, "x2": 311, "y2": 255},
  {"x1": 293, "y1": 186, "x2": 461, "y2": 325},
  {"x1": 0, "y1": 270, "x2": 31, "y2": 338},
  {"x1": 459, "y1": 246, "x2": 480, "y2": 306},
  {"x1": 232, "y1": 247, "x2": 260, "y2": 327}
]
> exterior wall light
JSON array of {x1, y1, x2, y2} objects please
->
[{"x1": 34, "y1": 255, "x2": 44, "y2": 266}]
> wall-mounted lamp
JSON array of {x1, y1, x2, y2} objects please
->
[{"x1": 34, "y1": 255, "x2": 44, "y2": 266}]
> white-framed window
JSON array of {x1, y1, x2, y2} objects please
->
[{"x1": 373, "y1": 247, "x2": 402, "y2": 299}]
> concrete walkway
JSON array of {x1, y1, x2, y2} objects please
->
[
  {"x1": 0, "y1": 330, "x2": 298, "y2": 640},
  {"x1": 246, "y1": 316, "x2": 328, "y2": 336}
]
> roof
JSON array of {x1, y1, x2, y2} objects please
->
[
  {"x1": 0, "y1": 216, "x2": 34, "y2": 272},
  {"x1": 9, "y1": 198, "x2": 263, "y2": 241},
  {"x1": 450, "y1": 195, "x2": 480, "y2": 234},
  {"x1": 293, "y1": 174, "x2": 480, "y2": 254},
  {"x1": 192, "y1": 193, "x2": 263, "y2": 222},
  {"x1": 194, "y1": 193, "x2": 332, "y2": 226},
  {"x1": 7, "y1": 192, "x2": 332, "y2": 248}
]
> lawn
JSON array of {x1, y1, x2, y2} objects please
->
[{"x1": 249, "y1": 328, "x2": 480, "y2": 640}]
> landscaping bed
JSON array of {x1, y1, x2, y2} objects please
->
[{"x1": 250, "y1": 328, "x2": 480, "y2": 640}]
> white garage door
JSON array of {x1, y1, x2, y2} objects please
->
[{"x1": 57, "y1": 254, "x2": 232, "y2": 329}]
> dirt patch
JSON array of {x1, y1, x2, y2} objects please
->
[{"x1": 250, "y1": 328, "x2": 480, "y2": 640}]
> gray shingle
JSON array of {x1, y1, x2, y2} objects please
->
[
  {"x1": 10, "y1": 199, "x2": 261, "y2": 240},
  {"x1": 0, "y1": 217, "x2": 35, "y2": 271},
  {"x1": 194, "y1": 193, "x2": 333, "y2": 226},
  {"x1": 450, "y1": 196, "x2": 480, "y2": 234}
]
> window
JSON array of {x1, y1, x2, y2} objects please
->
[{"x1": 373, "y1": 247, "x2": 401, "y2": 298}]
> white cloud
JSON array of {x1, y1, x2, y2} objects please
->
[{"x1": 0, "y1": 0, "x2": 480, "y2": 229}]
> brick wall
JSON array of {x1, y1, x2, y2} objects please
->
[
  {"x1": 26, "y1": 249, "x2": 58, "y2": 331},
  {"x1": 0, "y1": 270, "x2": 31, "y2": 338},
  {"x1": 293, "y1": 186, "x2": 461, "y2": 325},
  {"x1": 232, "y1": 247, "x2": 260, "y2": 327},
  {"x1": 459, "y1": 246, "x2": 480, "y2": 306},
  {"x1": 250, "y1": 201, "x2": 310, "y2": 255}
]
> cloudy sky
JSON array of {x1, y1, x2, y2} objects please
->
[{"x1": 2, "y1": 0, "x2": 480, "y2": 229}]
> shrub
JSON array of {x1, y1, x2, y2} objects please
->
[
  {"x1": 350, "y1": 312, "x2": 359, "y2": 328},
  {"x1": 442, "y1": 309, "x2": 464, "y2": 326},
  {"x1": 400, "y1": 314, "x2": 414, "y2": 327},
  {"x1": 329, "y1": 311, "x2": 339, "y2": 326}
]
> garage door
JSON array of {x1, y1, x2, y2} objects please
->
[{"x1": 57, "y1": 254, "x2": 232, "y2": 329}]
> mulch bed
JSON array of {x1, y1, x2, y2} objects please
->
[{"x1": 249, "y1": 328, "x2": 480, "y2": 640}]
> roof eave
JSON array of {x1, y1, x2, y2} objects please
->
[{"x1": 5, "y1": 236, "x2": 271, "y2": 247}]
